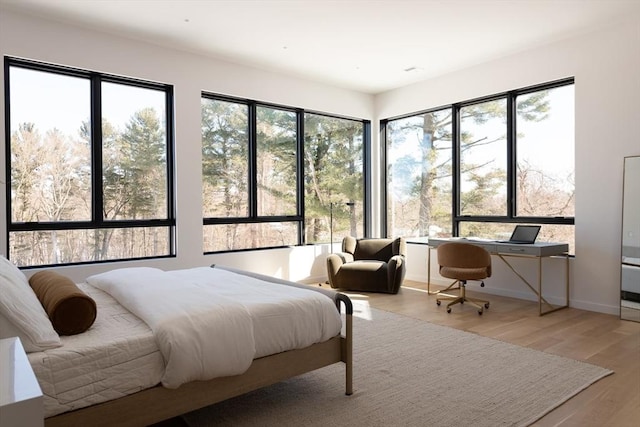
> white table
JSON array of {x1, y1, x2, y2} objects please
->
[
  {"x1": 0, "y1": 337, "x2": 43, "y2": 427},
  {"x1": 427, "y1": 238, "x2": 570, "y2": 315}
]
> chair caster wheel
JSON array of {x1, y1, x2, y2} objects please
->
[
  {"x1": 478, "y1": 310, "x2": 483, "y2": 315},
  {"x1": 446, "y1": 308, "x2": 451, "y2": 313},
  {"x1": 436, "y1": 300, "x2": 441, "y2": 306},
  {"x1": 484, "y1": 303, "x2": 490, "y2": 309}
]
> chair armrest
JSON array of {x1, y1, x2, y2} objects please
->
[
  {"x1": 329, "y1": 252, "x2": 354, "y2": 265},
  {"x1": 326, "y1": 252, "x2": 353, "y2": 287},
  {"x1": 387, "y1": 255, "x2": 407, "y2": 294}
]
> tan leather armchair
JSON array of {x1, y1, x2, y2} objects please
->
[
  {"x1": 326, "y1": 236, "x2": 406, "y2": 294},
  {"x1": 435, "y1": 242, "x2": 492, "y2": 314}
]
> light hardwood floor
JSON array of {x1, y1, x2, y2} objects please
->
[{"x1": 337, "y1": 280, "x2": 640, "y2": 427}]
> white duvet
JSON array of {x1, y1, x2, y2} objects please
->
[{"x1": 87, "y1": 267, "x2": 341, "y2": 389}]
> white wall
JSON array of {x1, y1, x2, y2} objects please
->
[
  {"x1": 1, "y1": 9, "x2": 638, "y2": 314},
  {"x1": 375, "y1": 15, "x2": 640, "y2": 314},
  {"x1": 0, "y1": 10, "x2": 372, "y2": 283}
]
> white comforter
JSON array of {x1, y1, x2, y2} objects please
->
[{"x1": 87, "y1": 267, "x2": 341, "y2": 388}]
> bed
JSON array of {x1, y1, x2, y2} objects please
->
[{"x1": 0, "y1": 260, "x2": 353, "y2": 427}]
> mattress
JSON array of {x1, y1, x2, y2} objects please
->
[{"x1": 28, "y1": 283, "x2": 164, "y2": 418}]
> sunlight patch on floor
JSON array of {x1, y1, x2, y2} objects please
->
[
  {"x1": 342, "y1": 293, "x2": 372, "y2": 320},
  {"x1": 402, "y1": 285, "x2": 429, "y2": 294}
]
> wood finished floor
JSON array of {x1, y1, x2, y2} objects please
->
[
  {"x1": 338, "y1": 280, "x2": 640, "y2": 427},
  {"x1": 155, "y1": 280, "x2": 640, "y2": 427}
]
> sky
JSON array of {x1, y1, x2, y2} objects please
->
[{"x1": 9, "y1": 66, "x2": 164, "y2": 138}]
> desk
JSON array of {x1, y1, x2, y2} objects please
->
[{"x1": 427, "y1": 238, "x2": 570, "y2": 316}]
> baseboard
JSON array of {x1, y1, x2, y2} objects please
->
[
  {"x1": 567, "y1": 299, "x2": 619, "y2": 316},
  {"x1": 406, "y1": 275, "x2": 620, "y2": 315}
]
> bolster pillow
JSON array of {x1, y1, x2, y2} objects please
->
[{"x1": 29, "y1": 271, "x2": 97, "y2": 335}]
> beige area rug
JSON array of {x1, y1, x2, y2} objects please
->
[{"x1": 183, "y1": 308, "x2": 613, "y2": 427}]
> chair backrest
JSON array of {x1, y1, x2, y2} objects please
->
[
  {"x1": 437, "y1": 242, "x2": 492, "y2": 277},
  {"x1": 343, "y1": 236, "x2": 406, "y2": 262}
]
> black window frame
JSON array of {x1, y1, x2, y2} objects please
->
[
  {"x1": 382, "y1": 78, "x2": 575, "y2": 239},
  {"x1": 4, "y1": 56, "x2": 176, "y2": 267},
  {"x1": 201, "y1": 92, "x2": 371, "y2": 254}
]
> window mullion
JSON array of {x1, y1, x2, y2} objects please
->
[
  {"x1": 91, "y1": 74, "x2": 103, "y2": 225},
  {"x1": 296, "y1": 110, "x2": 305, "y2": 245},
  {"x1": 248, "y1": 103, "x2": 258, "y2": 218},
  {"x1": 452, "y1": 104, "x2": 461, "y2": 236},
  {"x1": 363, "y1": 121, "x2": 372, "y2": 238},
  {"x1": 379, "y1": 120, "x2": 388, "y2": 238},
  {"x1": 507, "y1": 92, "x2": 516, "y2": 219}
]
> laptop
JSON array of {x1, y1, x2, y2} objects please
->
[{"x1": 497, "y1": 225, "x2": 541, "y2": 244}]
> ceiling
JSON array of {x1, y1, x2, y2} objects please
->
[{"x1": 1, "y1": 0, "x2": 639, "y2": 94}]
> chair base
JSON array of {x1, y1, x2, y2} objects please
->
[{"x1": 436, "y1": 281, "x2": 489, "y2": 315}]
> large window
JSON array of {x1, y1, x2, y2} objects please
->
[
  {"x1": 202, "y1": 94, "x2": 368, "y2": 252},
  {"x1": 384, "y1": 79, "x2": 575, "y2": 251},
  {"x1": 386, "y1": 109, "x2": 453, "y2": 238},
  {"x1": 459, "y1": 98, "x2": 508, "y2": 217},
  {"x1": 304, "y1": 113, "x2": 366, "y2": 244},
  {"x1": 5, "y1": 58, "x2": 175, "y2": 266}
]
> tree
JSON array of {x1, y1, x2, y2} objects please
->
[
  {"x1": 387, "y1": 90, "x2": 564, "y2": 239},
  {"x1": 304, "y1": 115, "x2": 363, "y2": 243},
  {"x1": 10, "y1": 122, "x2": 90, "y2": 264},
  {"x1": 117, "y1": 107, "x2": 167, "y2": 220},
  {"x1": 256, "y1": 107, "x2": 297, "y2": 217},
  {"x1": 202, "y1": 99, "x2": 249, "y2": 250}
]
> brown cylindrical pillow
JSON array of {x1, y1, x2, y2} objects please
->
[{"x1": 29, "y1": 271, "x2": 97, "y2": 335}]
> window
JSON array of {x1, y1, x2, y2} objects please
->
[
  {"x1": 304, "y1": 113, "x2": 366, "y2": 244},
  {"x1": 459, "y1": 98, "x2": 507, "y2": 217},
  {"x1": 201, "y1": 97, "x2": 300, "y2": 251},
  {"x1": 384, "y1": 79, "x2": 575, "y2": 251},
  {"x1": 6, "y1": 58, "x2": 175, "y2": 266},
  {"x1": 201, "y1": 94, "x2": 368, "y2": 252},
  {"x1": 385, "y1": 109, "x2": 453, "y2": 240},
  {"x1": 257, "y1": 106, "x2": 298, "y2": 217}
]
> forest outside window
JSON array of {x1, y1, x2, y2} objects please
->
[
  {"x1": 201, "y1": 94, "x2": 368, "y2": 252},
  {"x1": 5, "y1": 57, "x2": 175, "y2": 267},
  {"x1": 384, "y1": 79, "x2": 575, "y2": 252},
  {"x1": 304, "y1": 113, "x2": 366, "y2": 245},
  {"x1": 385, "y1": 109, "x2": 453, "y2": 239},
  {"x1": 201, "y1": 97, "x2": 300, "y2": 251}
]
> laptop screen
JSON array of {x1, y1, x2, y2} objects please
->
[{"x1": 509, "y1": 225, "x2": 541, "y2": 243}]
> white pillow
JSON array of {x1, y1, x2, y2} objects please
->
[
  {"x1": 0, "y1": 312, "x2": 48, "y2": 353},
  {"x1": 0, "y1": 256, "x2": 61, "y2": 352}
]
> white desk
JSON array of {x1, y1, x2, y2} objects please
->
[
  {"x1": 427, "y1": 238, "x2": 570, "y2": 316},
  {"x1": 0, "y1": 337, "x2": 43, "y2": 427}
]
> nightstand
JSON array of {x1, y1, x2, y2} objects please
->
[{"x1": 0, "y1": 337, "x2": 43, "y2": 427}]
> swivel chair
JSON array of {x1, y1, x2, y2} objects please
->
[{"x1": 436, "y1": 242, "x2": 491, "y2": 315}]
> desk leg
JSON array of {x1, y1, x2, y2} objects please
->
[
  {"x1": 538, "y1": 256, "x2": 543, "y2": 316},
  {"x1": 566, "y1": 253, "x2": 570, "y2": 308},
  {"x1": 538, "y1": 253, "x2": 570, "y2": 315},
  {"x1": 497, "y1": 254, "x2": 567, "y2": 315}
]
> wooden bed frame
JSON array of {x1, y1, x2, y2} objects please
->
[{"x1": 44, "y1": 268, "x2": 353, "y2": 427}]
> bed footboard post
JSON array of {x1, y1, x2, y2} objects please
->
[{"x1": 334, "y1": 293, "x2": 353, "y2": 396}]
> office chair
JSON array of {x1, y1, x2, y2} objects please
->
[{"x1": 436, "y1": 242, "x2": 491, "y2": 315}]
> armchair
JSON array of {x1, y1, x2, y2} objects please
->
[{"x1": 326, "y1": 236, "x2": 406, "y2": 294}]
